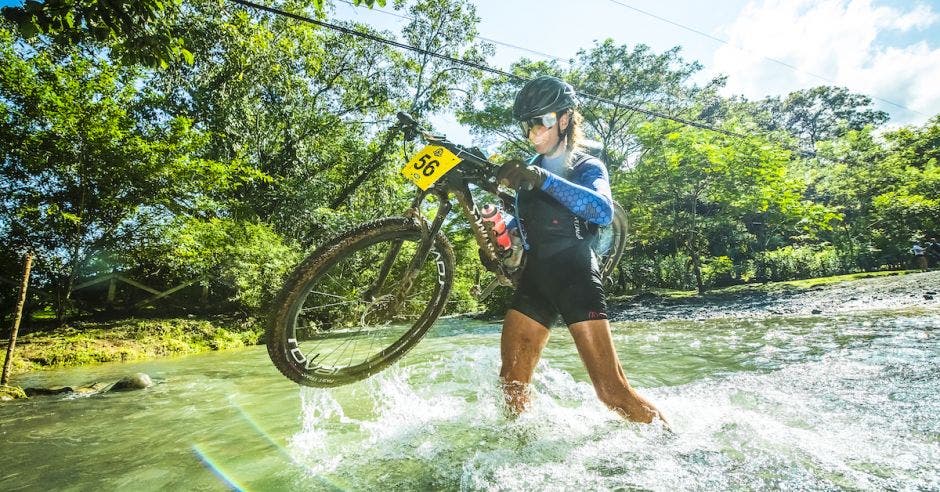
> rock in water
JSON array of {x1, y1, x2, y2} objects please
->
[
  {"x1": 1, "y1": 385, "x2": 28, "y2": 401},
  {"x1": 109, "y1": 373, "x2": 154, "y2": 392}
]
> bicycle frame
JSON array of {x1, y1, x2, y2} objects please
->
[{"x1": 370, "y1": 113, "x2": 520, "y2": 312}]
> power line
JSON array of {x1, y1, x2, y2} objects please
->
[
  {"x1": 606, "y1": 0, "x2": 925, "y2": 116},
  {"x1": 228, "y1": 0, "x2": 523, "y2": 81},
  {"x1": 335, "y1": 0, "x2": 570, "y2": 64},
  {"x1": 225, "y1": 0, "x2": 860, "y2": 164},
  {"x1": 227, "y1": 0, "x2": 752, "y2": 142}
]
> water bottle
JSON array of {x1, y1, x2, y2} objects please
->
[
  {"x1": 504, "y1": 230, "x2": 524, "y2": 269},
  {"x1": 480, "y1": 204, "x2": 511, "y2": 250}
]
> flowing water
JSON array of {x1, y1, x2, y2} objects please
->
[{"x1": 1, "y1": 309, "x2": 939, "y2": 491}]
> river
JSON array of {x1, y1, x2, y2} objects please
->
[{"x1": 1, "y1": 308, "x2": 938, "y2": 491}]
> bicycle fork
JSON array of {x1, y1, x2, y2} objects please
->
[{"x1": 362, "y1": 190, "x2": 452, "y2": 316}]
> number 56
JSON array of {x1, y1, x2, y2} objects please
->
[{"x1": 414, "y1": 154, "x2": 438, "y2": 176}]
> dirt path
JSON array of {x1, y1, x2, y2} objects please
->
[{"x1": 609, "y1": 271, "x2": 940, "y2": 322}]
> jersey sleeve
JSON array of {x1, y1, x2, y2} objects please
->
[{"x1": 539, "y1": 158, "x2": 613, "y2": 226}]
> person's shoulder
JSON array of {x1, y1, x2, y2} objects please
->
[{"x1": 571, "y1": 151, "x2": 608, "y2": 178}]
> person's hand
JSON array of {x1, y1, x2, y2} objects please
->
[{"x1": 496, "y1": 159, "x2": 548, "y2": 191}]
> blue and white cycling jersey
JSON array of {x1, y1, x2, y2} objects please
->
[{"x1": 510, "y1": 151, "x2": 613, "y2": 258}]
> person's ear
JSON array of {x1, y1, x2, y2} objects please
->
[{"x1": 559, "y1": 111, "x2": 571, "y2": 131}]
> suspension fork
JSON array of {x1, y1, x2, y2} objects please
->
[{"x1": 363, "y1": 189, "x2": 452, "y2": 307}]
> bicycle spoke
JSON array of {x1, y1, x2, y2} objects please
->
[{"x1": 270, "y1": 218, "x2": 452, "y2": 386}]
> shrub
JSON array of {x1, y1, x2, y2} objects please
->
[
  {"x1": 702, "y1": 255, "x2": 735, "y2": 288},
  {"x1": 656, "y1": 253, "x2": 694, "y2": 290},
  {"x1": 753, "y1": 244, "x2": 849, "y2": 282},
  {"x1": 161, "y1": 218, "x2": 302, "y2": 314}
]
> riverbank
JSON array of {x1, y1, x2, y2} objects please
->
[
  {"x1": 1, "y1": 316, "x2": 262, "y2": 380},
  {"x1": 3, "y1": 270, "x2": 937, "y2": 383},
  {"x1": 608, "y1": 270, "x2": 940, "y2": 321}
]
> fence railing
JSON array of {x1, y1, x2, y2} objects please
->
[{"x1": 1, "y1": 273, "x2": 209, "y2": 309}]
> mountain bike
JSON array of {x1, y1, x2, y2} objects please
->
[{"x1": 267, "y1": 112, "x2": 628, "y2": 387}]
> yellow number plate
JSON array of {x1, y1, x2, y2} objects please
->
[{"x1": 400, "y1": 145, "x2": 462, "y2": 190}]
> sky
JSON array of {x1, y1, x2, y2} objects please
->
[
  {"x1": 331, "y1": 0, "x2": 940, "y2": 131},
  {"x1": 2, "y1": 0, "x2": 938, "y2": 131}
]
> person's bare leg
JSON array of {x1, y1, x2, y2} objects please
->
[
  {"x1": 500, "y1": 309, "x2": 550, "y2": 414},
  {"x1": 569, "y1": 319, "x2": 667, "y2": 424}
]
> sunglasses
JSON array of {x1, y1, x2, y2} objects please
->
[{"x1": 520, "y1": 112, "x2": 558, "y2": 137}]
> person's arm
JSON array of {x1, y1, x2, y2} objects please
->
[{"x1": 539, "y1": 161, "x2": 613, "y2": 226}]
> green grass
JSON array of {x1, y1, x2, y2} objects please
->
[
  {"x1": 613, "y1": 269, "x2": 917, "y2": 301},
  {"x1": 769, "y1": 270, "x2": 913, "y2": 289},
  {"x1": 0, "y1": 317, "x2": 263, "y2": 377}
]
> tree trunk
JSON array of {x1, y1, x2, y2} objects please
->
[
  {"x1": 2, "y1": 251, "x2": 34, "y2": 386},
  {"x1": 56, "y1": 241, "x2": 81, "y2": 325},
  {"x1": 691, "y1": 250, "x2": 705, "y2": 294},
  {"x1": 329, "y1": 128, "x2": 401, "y2": 210}
]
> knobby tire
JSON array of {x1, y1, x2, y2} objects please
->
[{"x1": 267, "y1": 217, "x2": 455, "y2": 387}]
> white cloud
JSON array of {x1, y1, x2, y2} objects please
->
[{"x1": 711, "y1": 0, "x2": 940, "y2": 125}]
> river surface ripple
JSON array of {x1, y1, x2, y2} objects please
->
[{"x1": 1, "y1": 309, "x2": 938, "y2": 491}]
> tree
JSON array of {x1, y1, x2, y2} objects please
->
[
  {"x1": 569, "y1": 41, "x2": 721, "y2": 170},
  {"x1": 457, "y1": 40, "x2": 718, "y2": 170},
  {"x1": 868, "y1": 117, "x2": 940, "y2": 263},
  {"x1": 144, "y1": 0, "x2": 407, "y2": 245},
  {"x1": 0, "y1": 0, "x2": 386, "y2": 67},
  {"x1": 629, "y1": 120, "x2": 812, "y2": 293},
  {"x1": 755, "y1": 86, "x2": 889, "y2": 150},
  {"x1": 0, "y1": 27, "x2": 259, "y2": 320},
  {"x1": 328, "y1": 0, "x2": 493, "y2": 208}
]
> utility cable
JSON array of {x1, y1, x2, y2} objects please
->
[
  {"x1": 226, "y1": 0, "x2": 846, "y2": 161},
  {"x1": 228, "y1": 0, "x2": 751, "y2": 139},
  {"x1": 228, "y1": 0, "x2": 524, "y2": 82}
]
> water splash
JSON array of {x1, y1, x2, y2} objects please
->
[{"x1": 286, "y1": 314, "x2": 940, "y2": 490}]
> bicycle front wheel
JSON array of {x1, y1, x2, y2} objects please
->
[{"x1": 267, "y1": 217, "x2": 455, "y2": 387}]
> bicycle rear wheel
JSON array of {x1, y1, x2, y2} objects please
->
[
  {"x1": 267, "y1": 217, "x2": 455, "y2": 387},
  {"x1": 594, "y1": 202, "x2": 629, "y2": 283}
]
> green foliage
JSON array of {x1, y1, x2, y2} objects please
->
[
  {"x1": 0, "y1": 317, "x2": 262, "y2": 376},
  {"x1": 0, "y1": 27, "x2": 262, "y2": 319},
  {"x1": 701, "y1": 255, "x2": 734, "y2": 288},
  {"x1": 627, "y1": 119, "x2": 814, "y2": 292},
  {"x1": 1, "y1": 0, "x2": 938, "y2": 333},
  {"x1": 2, "y1": 0, "x2": 188, "y2": 68},
  {"x1": 160, "y1": 218, "x2": 302, "y2": 312},
  {"x1": 755, "y1": 86, "x2": 889, "y2": 149},
  {"x1": 753, "y1": 245, "x2": 847, "y2": 282},
  {"x1": 655, "y1": 253, "x2": 694, "y2": 290},
  {"x1": 444, "y1": 229, "x2": 487, "y2": 315},
  {"x1": 0, "y1": 0, "x2": 387, "y2": 68},
  {"x1": 457, "y1": 39, "x2": 711, "y2": 166}
]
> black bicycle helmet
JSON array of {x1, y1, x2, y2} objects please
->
[{"x1": 512, "y1": 76, "x2": 579, "y2": 120}]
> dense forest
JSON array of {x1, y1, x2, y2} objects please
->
[{"x1": 1, "y1": 0, "x2": 938, "y2": 323}]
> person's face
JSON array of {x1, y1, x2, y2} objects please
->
[{"x1": 524, "y1": 111, "x2": 570, "y2": 155}]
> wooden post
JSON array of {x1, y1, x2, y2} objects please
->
[
  {"x1": 2, "y1": 251, "x2": 34, "y2": 386},
  {"x1": 107, "y1": 275, "x2": 117, "y2": 304}
]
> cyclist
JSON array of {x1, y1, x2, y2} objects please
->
[{"x1": 496, "y1": 76, "x2": 667, "y2": 425}]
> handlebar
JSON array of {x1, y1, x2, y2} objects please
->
[{"x1": 396, "y1": 111, "x2": 505, "y2": 194}]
